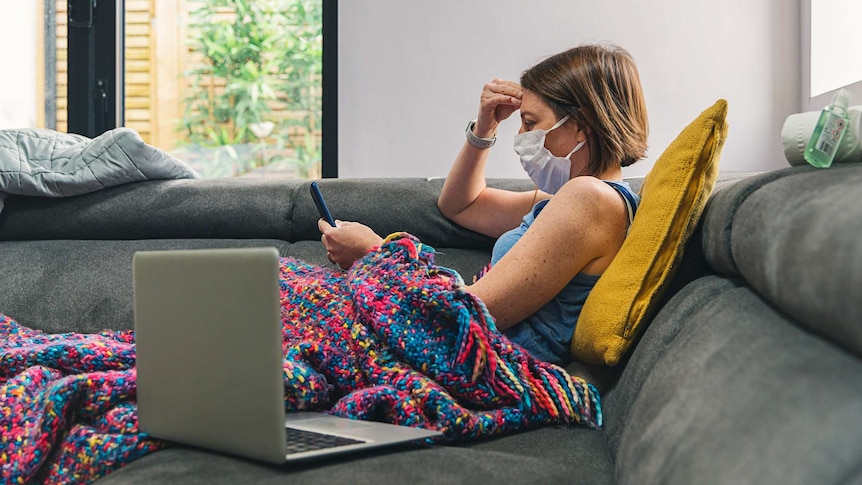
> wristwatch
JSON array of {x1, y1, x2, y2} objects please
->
[{"x1": 465, "y1": 119, "x2": 496, "y2": 149}]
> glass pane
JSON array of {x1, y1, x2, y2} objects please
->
[
  {"x1": 809, "y1": 0, "x2": 862, "y2": 97},
  {"x1": 127, "y1": 0, "x2": 323, "y2": 179},
  {"x1": 0, "y1": 2, "x2": 57, "y2": 130}
]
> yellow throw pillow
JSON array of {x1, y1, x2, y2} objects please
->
[{"x1": 571, "y1": 99, "x2": 729, "y2": 366}]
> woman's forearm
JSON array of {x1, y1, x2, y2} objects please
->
[{"x1": 437, "y1": 140, "x2": 492, "y2": 220}]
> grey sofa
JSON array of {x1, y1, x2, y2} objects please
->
[{"x1": 1, "y1": 163, "x2": 860, "y2": 484}]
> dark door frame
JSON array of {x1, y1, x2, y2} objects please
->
[
  {"x1": 66, "y1": 0, "x2": 124, "y2": 138},
  {"x1": 321, "y1": 0, "x2": 338, "y2": 178}
]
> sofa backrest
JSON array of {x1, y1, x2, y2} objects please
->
[
  {"x1": 0, "y1": 178, "x2": 536, "y2": 249},
  {"x1": 701, "y1": 164, "x2": 862, "y2": 359}
]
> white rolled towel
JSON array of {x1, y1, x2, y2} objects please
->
[{"x1": 782, "y1": 106, "x2": 862, "y2": 166}]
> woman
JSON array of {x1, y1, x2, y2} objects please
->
[{"x1": 319, "y1": 43, "x2": 649, "y2": 366}]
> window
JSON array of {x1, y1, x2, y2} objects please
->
[
  {"x1": 802, "y1": 0, "x2": 862, "y2": 110},
  {"x1": 0, "y1": 4, "x2": 43, "y2": 130},
  {"x1": 40, "y1": 0, "x2": 335, "y2": 179}
]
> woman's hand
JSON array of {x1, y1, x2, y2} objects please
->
[
  {"x1": 474, "y1": 79, "x2": 523, "y2": 138},
  {"x1": 318, "y1": 219, "x2": 383, "y2": 270}
]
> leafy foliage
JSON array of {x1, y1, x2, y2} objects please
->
[{"x1": 180, "y1": 0, "x2": 322, "y2": 177}]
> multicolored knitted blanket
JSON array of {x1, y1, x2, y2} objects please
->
[{"x1": 0, "y1": 233, "x2": 601, "y2": 484}]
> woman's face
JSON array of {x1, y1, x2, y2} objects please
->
[{"x1": 518, "y1": 89, "x2": 583, "y2": 157}]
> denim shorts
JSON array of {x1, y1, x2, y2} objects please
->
[{"x1": 503, "y1": 322, "x2": 569, "y2": 366}]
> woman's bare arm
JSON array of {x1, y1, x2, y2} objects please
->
[
  {"x1": 438, "y1": 140, "x2": 545, "y2": 238},
  {"x1": 438, "y1": 79, "x2": 544, "y2": 238}
]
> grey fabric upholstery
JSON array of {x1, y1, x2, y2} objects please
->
[
  {"x1": 612, "y1": 275, "x2": 862, "y2": 485},
  {"x1": 700, "y1": 169, "x2": 793, "y2": 275},
  {"x1": 0, "y1": 236, "x2": 501, "y2": 334},
  {"x1": 0, "y1": 178, "x2": 534, "y2": 246},
  {"x1": 702, "y1": 165, "x2": 862, "y2": 358},
  {"x1": 98, "y1": 427, "x2": 614, "y2": 485},
  {"x1": 728, "y1": 165, "x2": 862, "y2": 358},
  {"x1": 0, "y1": 239, "x2": 292, "y2": 333},
  {"x1": 605, "y1": 164, "x2": 862, "y2": 485},
  {"x1": 1, "y1": 166, "x2": 860, "y2": 485},
  {"x1": 0, "y1": 178, "x2": 296, "y2": 241}
]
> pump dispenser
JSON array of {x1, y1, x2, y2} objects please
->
[{"x1": 804, "y1": 89, "x2": 852, "y2": 168}]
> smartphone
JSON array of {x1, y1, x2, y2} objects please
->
[{"x1": 310, "y1": 181, "x2": 336, "y2": 227}]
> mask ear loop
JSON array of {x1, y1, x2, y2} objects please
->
[
  {"x1": 565, "y1": 139, "x2": 586, "y2": 159},
  {"x1": 549, "y1": 115, "x2": 571, "y2": 131},
  {"x1": 550, "y1": 114, "x2": 585, "y2": 159}
]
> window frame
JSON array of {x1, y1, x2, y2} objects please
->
[{"x1": 66, "y1": 0, "x2": 124, "y2": 137}]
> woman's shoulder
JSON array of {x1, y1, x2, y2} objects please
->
[
  {"x1": 552, "y1": 176, "x2": 627, "y2": 215},
  {"x1": 537, "y1": 176, "x2": 631, "y2": 244}
]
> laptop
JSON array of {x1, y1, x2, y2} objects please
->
[{"x1": 133, "y1": 247, "x2": 442, "y2": 464}]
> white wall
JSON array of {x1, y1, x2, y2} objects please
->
[
  {"x1": 0, "y1": 3, "x2": 39, "y2": 129},
  {"x1": 338, "y1": 0, "x2": 800, "y2": 179}
]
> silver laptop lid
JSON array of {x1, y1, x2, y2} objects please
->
[{"x1": 134, "y1": 247, "x2": 287, "y2": 464}]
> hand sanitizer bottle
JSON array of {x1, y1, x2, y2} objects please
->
[{"x1": 804, "y1": 88, "x2": 851, "y2": 168}]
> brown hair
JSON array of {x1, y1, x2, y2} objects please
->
[{"x1": 520, "y1": 43, "x2": 649, "y2": 173}]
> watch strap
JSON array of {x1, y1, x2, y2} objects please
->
[{"x1": 465, "y1": 119, "x2": 496, "y2": 149}]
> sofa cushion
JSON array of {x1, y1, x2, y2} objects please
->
[
  {"x1": 572, "y1": 99, "x2": 729, "y2": 366},
  {"x1": 0, "y1": 239, "x2": 292, "y2": 333},
  {"x1": 94, "y1": 426, "x2": 614, "y2": 485},
  {"x1": 611, "y1": 275, "x2": 862, "y2": 485},
  {"x1": 0, "y1": 237, "x2": 498, "y2": 335},
  {"x1": 703, "y1": 163, "x2": 862, "y2": 358},
  {"x1": 700, "y1": 168, "x2": 796, "y2": 275}
]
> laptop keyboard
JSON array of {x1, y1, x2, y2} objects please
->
[{"x1": 285, "y1": 427, "x2": 366, "y2": 454}]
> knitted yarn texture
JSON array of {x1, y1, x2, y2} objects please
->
[{"x1": 1, "y1": 233, "x2": 601, "y2": 484}]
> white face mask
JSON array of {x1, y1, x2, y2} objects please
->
[{"x1": 513, "y1": 115, "x2": 585, "y2": 194}]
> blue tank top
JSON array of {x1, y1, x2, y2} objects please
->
[{"x1": 491, "y1": 180, "x2": 640, "y2": 366}]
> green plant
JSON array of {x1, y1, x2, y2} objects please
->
[
  {"x1": 180, "y1": 0, "x2": 322, "y2": 177},
  {"x1": 276, "y1": 0, "x2": 322, "y2": 124},
  {"x1": 291, "y1": 130, "x2": 322, "y2": 179},
  {"x1": 273, "y1": 0, "x2": 322, "y2": 176}
]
